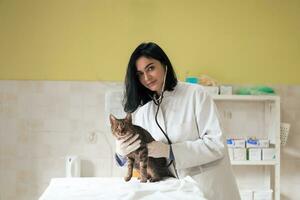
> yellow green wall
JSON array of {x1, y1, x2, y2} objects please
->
[{"x1": 0, "y1": 0, "x2": 299, "y2": 84}]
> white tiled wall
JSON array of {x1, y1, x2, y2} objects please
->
[
  {"x1": 0, "y1": 81, "x2": 299, "y2": 200},
  {"x1": 0, "y1": 81, "x2": 126, "y2": 200}
]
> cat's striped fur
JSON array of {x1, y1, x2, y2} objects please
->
[{"x1": 110, "y1": 113, "x2": 172, "y2": 182}]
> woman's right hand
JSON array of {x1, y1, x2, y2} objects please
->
[{"x1": 115, "y1": 134, "x2": 141, "y2": 156}]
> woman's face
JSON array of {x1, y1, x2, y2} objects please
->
[{"x1": 136, "y1": 56, "x2": 166, "y2": 94}]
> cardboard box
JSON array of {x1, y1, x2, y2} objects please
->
[
  {"x1": 248, "y1": 148, "x2": 262, "y2": 161},
  {"x1": 258, "y1": 139, "x2": 270, "y2": 148},
  {"x1": 246, "y1": 138, "x2": 260, "y2": 148},
  {"x1": 234, "y1": 139, "x2": 246, "y2": 148},
  {"x1": 246, "y1": 138, "x2": 270, "y2": 148},
  {"x1": 220, "y1": 85, "x2": 233, "y2": 95},
  {"x1": 227, "y1": 139, "x2": 246, "y2": 148},
  {"x1": 233, "y1": 148, "x2": 247, "y2": 161},
  {"x1": 240, "y1": 190, "x2": 253, "y2": 200},
  {"x1": 262, "y1": 148, "x2": 276, "y2": 160},
  {"x1": 203, "y1": 86, "x2": 219, "y2": 95},
  {"x1": 253, "y1": 190, "x2": 273, "y2": 200}
]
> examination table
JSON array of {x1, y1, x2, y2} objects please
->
[{"x1": 39, "y1": 176, "x2": 206, "y2": 200}]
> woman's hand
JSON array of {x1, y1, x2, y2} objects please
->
[
  {"x1": 147, "y1": 141, "x2": 170, "y2": 158},
  {"x1": 115, "y1": 134, "x2": 141, "y2": 156}
]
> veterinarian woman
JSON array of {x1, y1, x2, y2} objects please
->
[{"x1": 115, "y1": 42, "x2": 241, "y2": 200}]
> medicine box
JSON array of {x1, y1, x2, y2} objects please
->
[
  {"x1": 227, "y1": 139, "x2": 246, "y2": 148},
  {"x1": 253, "y1": 190, "x2": 273, "y2": 200},
  {"x1": 239, "y1": 190, "x2": 253, "y2": 200},
  {"x1": 233, "y1": 148, "x2": 247, "y2": 161},
  {"x1": 220, "y1": 85, "x2": 233, "y2": 95},
  {"x1": 227, "y1": 139, "x2": 235, "y2": 148},
  {"x1": 262, "y1": 148, "x2": 276, "y2": 160},
  {"x1": 234, "y1": 139, "x2": 246, "y2": 148},
  {"x1": 203, "y1": 86, "x2": 219, "y2": 95},
  {"x1": 246, "y1": 138, "x2": 260, "y2": 148},
  {"x1": 246, "y1": 138, "x2": 270, "y2": 148},
  {"x1": 258, "y1": 139, "x2": 270, "y2": 148},
  {"x1": 248, "y1": 148, "x2": 262, "y2": 161}
]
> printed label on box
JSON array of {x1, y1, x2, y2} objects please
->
[
  {"x1": 262, "y1": 148, "x2": 276, "y2": 160},
  {"x1": 248, "y1": 148, "x2": 262, "y2": 161},
  {"x1": 233, "y1": 148, "x2": 247, "y2": 161}
]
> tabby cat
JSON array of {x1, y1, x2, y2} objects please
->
[{"x1": 110, "y1": 113, "x2": 172, "y2": 183}]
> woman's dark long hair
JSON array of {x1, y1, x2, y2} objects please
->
[{"x1": 123, "y1": 42, "x2": 178, "y2": 113}]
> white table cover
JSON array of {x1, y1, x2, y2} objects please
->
[{"x1": 39, "y1": 176, "x2": 206, "y2": 200}]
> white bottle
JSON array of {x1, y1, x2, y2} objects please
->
[{"x1": 65, "y1": 155, "x2": 81, "y2": 177}]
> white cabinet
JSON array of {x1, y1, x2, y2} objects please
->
[{"x1": 212, "y1": 95, "x2": 280, "y2": 200}]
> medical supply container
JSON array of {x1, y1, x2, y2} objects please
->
[
  {"x1": 257, "y1": 139, "x2": 270, "y2": 148},
  {"x1": 220, "y1": 85, "x2": 233, "y2": 95},
  {"x1": 235, "y1": 139, "x2": 246, "y2": 148},
  {"x1": 233, "y1": 148, "x2": 247, "y2": 161},
  {"x1": 227, "y1": 139, "x2": 234, "y2": 148},
  {"x1": 246, "y1": 138, "x2": 270, "y2": 148},
  {"x1": 253, "y1": 190, "x2": 273, "y2": 200},
  {"x1": 227, "y1": 139, "x2": 246, "y2": 148},
  {"x1": 203, "y1": 86, "x2": 219, "y2": 95},
  {"x1": 262, "y1": 148, "x2": 276, "y2": 160},
  {"x1": 239, "y1": 189, "x2": 253, "y2": 200},
  {"x1": 248, "y1": 148, "x2": 262, "y2": 161},
  {"x1": 246, "y1": 138, "x2": 260, "y2": 148}
]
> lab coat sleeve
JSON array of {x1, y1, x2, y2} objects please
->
[
  {"x1": 172, "y1": 89, "x2": 225, "y2": 170},
  {"x1": 115, "y1": 153, "x2": 127, "y2": 166}
]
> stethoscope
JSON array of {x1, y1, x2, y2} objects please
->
[{"x1": 150, "y1": 66, "x2": 173, "y2": 167}]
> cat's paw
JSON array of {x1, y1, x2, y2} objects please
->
[
  {"x1": 149, "y1": 177, "x2": 161, "y2": 182},
  {"x1": 124, "y1": 176, "x2": 131, "y2": 182},
  {"x1": 140, "y1": 178, "x2": 147, "y2": 183}
]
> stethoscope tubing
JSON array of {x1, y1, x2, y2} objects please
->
[{"x1": 153, "y1": 93, "x2": 173, "y2": 167}]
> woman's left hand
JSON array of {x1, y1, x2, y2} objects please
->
[{"x1": 147, "y1": 141, "x2": 170, "y2": 158}]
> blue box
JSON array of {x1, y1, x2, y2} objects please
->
[{"x1": 185, "y1": 76, "x2": 199, "y2": 84}]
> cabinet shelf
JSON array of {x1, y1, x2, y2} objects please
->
[
  {"x1": 213, "y1": 94, "x2": 280, "y2": 200},
  {"x1": 212, "y1": 94, "x2": 279, "y2": 101},
  {"x1": 231, "y1": 160, "x2": 277, "y2": 165}
]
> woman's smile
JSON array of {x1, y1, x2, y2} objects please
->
[{"x1": 147, "y1": 80, "x2": 157, "y2": 88}]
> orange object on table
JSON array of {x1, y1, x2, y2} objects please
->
[{"x1": 132, "y1": 169, "x2": 140, "y2": 178}]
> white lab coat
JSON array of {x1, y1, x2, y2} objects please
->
[{"x1": 133, "y1": 82, "x2": 240, "y2": 200}]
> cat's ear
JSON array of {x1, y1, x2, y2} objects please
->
[
  {"x1": 109, "y1": 114, "x2": 116, "y2": 125},
  {"x1": 125, "y1": 113, "x2": 132, "y2": 123}
]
